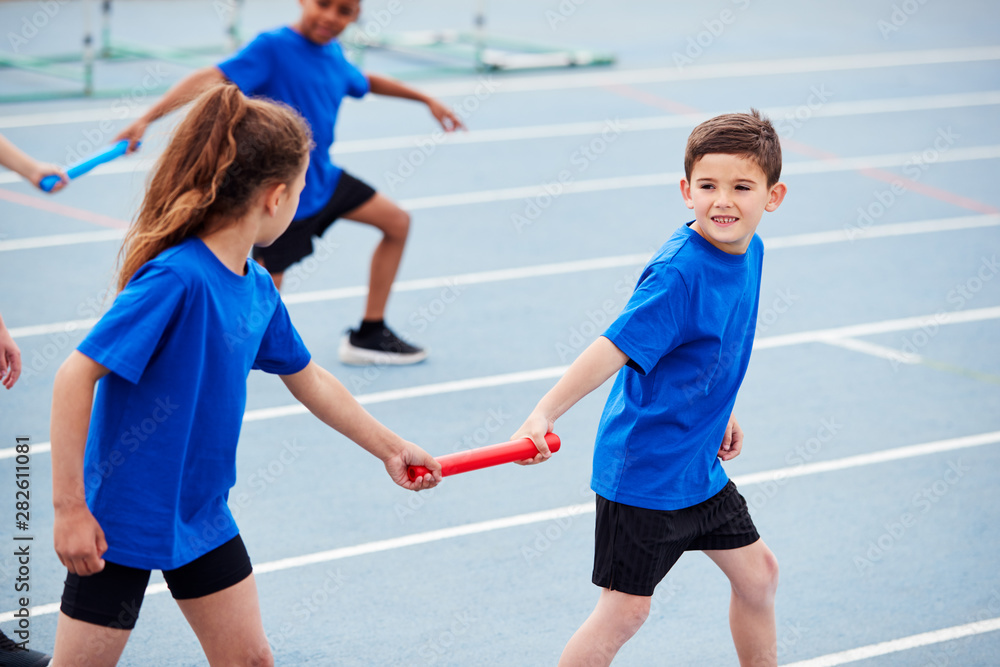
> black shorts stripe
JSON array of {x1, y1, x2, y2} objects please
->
[{"x1": 592, "y1": 481, "x2": 760, "y2": 596}]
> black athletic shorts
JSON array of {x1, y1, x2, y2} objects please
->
[
  {"x1": 252, "y1": 170, "x2": 377, "y2": 274},
  {"x1": 60, "y1": 534, "x2": 253, "y2": 629},
  {"x1": 592, "y1": 481, "x2": 759, "y2": 596}
]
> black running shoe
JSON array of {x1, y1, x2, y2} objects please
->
[
  {"x1": 0, "y1": 628, "x2": 51, "y2": 667},
  {"x1": 338, "y1": 323, "x2": 428, "y2": 366}
]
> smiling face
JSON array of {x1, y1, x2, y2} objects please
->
[
  {"x1": 294, "y1": 0, "x2": 360, "y2": 44},
  {"x1": 680, "y1": 153, "x2": 786, "y2": 255}
]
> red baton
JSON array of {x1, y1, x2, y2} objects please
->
[{"x1": 407, "y1": 433, "x2": 561, "y2": 482}]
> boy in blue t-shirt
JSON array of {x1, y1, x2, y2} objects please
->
[
  {"x1": 513, "y1": 110, "x2": 788, "y2": 665},
  {"x1": 116, "y1": 0, "x2": 464, "y2": 366}
]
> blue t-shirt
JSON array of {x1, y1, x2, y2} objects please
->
[
  {"x1": 77, "y1": 238, "x2": 311, "y2": 570},
  {"x1": 217, "y1": 27, "x2": 370, "y2": 219},
  {"x1": 592, "y1": 223, "x2": 764, "y2": 511}
]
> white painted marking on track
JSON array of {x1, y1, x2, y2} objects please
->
[
  {"x1": 4, "y1": 210, "x2": 997, "y2": 258},
  {"x1": 3, "y1": 430, "x2": 998, "y2": 623},
  {"x1": 417, "y1": 46, "x2": 1000, "y2": 96},
  {"x1": 7, "y1": 214, "x2": 999, "y2": 339},
  {"x1": 753, "y1": 306, "x2": 1000, "y2": 350},
  {"x1": 329, "y1": 91, "x2": 1000, "y2": 154},
  {"x1": 2, "y1": 141, "x2": 997, "y2": 228},
  {"x1": 0, "y1": 229, "x2": 124, "y2": 252},
  {"x1": 5, "y1": 310, "x2": 998, "y2": 461},
  {"x1": 820, "y1": 338, "x2": 923, "y2": 365},
  {"x1": 780, "y1": 616, "x2": 1000, "y2": 666},
  {"x1": 9, "y1": 317, "x2": 98, "y2": 339},
  {"x1": 1, "y1": 47, "x2": 998, "y2": 130}
]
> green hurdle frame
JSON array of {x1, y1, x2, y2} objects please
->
[
  {"x1": 0, "y1": 0, "x2": 244, "y2": 103},
  {"x1": 341, "y1": 6, "x2": 616, "y2": 78},
  {"x1": 1, "y1": 0, "x2": 614, "y2": 103}
]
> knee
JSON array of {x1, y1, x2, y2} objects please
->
[
  {"x1": 609, "y1": 594, "x2": 651, "y2": 640},
  {"x1": 385, "y1": 209, "x2": 411, "y2": 242},
  {"x1": 623, "y1": 599, "x2": 651, "y2": 637},
  {"x1": 734, "y1": 549, "x2": 779, "y2": 608},
  {"x1": 246, "y1": 642, "x2": 274, "y2": 667}
]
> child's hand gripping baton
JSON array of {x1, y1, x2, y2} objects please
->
[
  {"x1": 40, "y1": 140, "x2": 136, "y2": 192},
  {"x1": 407, "y1": 433, "x2": 561, "y2": 482}
]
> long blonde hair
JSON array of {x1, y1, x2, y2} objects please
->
[{"x1": 116, "y1": 84, "x2": 312, "y2": 292}]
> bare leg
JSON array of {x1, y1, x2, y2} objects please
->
[
  {"x1": 341, "y1": 193, "x2": 410, "y2": 322},
  {"x1": 558, "y1": 588, "x2": 651, "y2": 667},
  {"x1": 174, "y1": 574, "x2": 272, "y2": 667},
  {"x1": 51, "y1": 612, "x2": 131, "y2": 667},
  {"x1": 703, "y1": 540, "x2": 780, "y2": 667}
]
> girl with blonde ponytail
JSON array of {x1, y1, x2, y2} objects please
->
[{"x1": 49, "y1": 84, "x2": 441, "y2": 667}]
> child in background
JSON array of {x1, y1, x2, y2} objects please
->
[
  {"x1": 117, "y1": 0, "x2": 465, "y2": 366},
  {"x1": 50, "y1": 85, "x2": 441, "y2": 666},
  {"x1": 513, "y1": 110, "x2": 787, "y2": 666}
]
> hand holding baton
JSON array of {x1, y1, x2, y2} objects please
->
[
  {"x1": 407, "y1": 433, "x2": 561, "y2": 482},
  {"x1": 40, "y1": 140, "x2": 136, "y2": 192}
]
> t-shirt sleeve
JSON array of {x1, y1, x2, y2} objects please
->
[
  {"x1": 77, "y1": 264, "x2": 186, "y2": 384},
  {"x1": 602, "y1": 263, "x2": 690, "y2": 376},
  {"x1": 333, "y1": 42, "x2": 369, "y2": 98},
  {"x1": 252, "y1": 298, "x2": 312, "y2": 375},
  {"x1": 217, "y1": 33, "x2": 274, "y2": 95}
]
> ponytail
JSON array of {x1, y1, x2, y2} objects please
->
[{"x1": 116, "y1": 83, "x2": 312, "y2": 292}]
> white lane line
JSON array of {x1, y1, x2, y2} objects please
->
[
  {"x1": 282, "y1": 254, "x2": 652, "y2": 305},
  {"x1": 417, "y1": 46, "x2": 1000, "y2": 96},
  {"x1": 2, "y1": 45, "x2": 998, "y2": 130},
  {"x1": 4, "y1": 92, "x2": 999, "y2": 190},
  {"x1": 8, "y1": 213, "x2": 999, "y2": 339},
  {"x1": 240, "y1": 365, "x2": 570, "y2": 423},
  {"x1": 0, "y1": 106, "x2": 152, "y2": 130},
  {"x1": 4, "y1": 206, "x2": 997, "y2": 258},
  {"x1": 754, "y1": 306, "x2": 1000, "y2": 350},
  {"x1": 0, "y1": 229, "x2": 125, "y2": 252},
  {"x1": 763, "y1": 214, "x2": 1000, "y2": 248},
  {"x1": 735, "y1": 430, "x2": 1000, "y2": 487},
  {"x1": 0, "y1": 154, "x2": 157, "y2": 185},
  {"x1": 3, "y1": 429, "x2": 998, "y2": 624},
  {"x1": 3, "y1": 141, "x2": 998, "y2": 232},
  {"x1": 820, "y1": 338, "x2": 923, "y2": 365},
  {"x1": 781, "y1": 144, "x2": 1000, "y2": 176},
  {"x1": 5, "y1": 309, "x2": 999, "y2": 461},
  {"x1": 12, "y1": 87, "x2": 985, "y2": 151},
  {"x1": 330, "y1": 91, "x2": 1000, "y2": 154},
  {"x1": 12, "y1": 141, "x2": 995, "y2": 210},
  {"x1": 9, "y1": 317, "x2": 99, "y2": 339},
  {"x1": 366, "y1": 145, "x2": 1000, "y2": 212},
  {"x1": 781, "y1": 617, "x2": 1000, "y2": 667}
]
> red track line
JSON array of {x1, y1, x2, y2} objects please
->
[{"x1": 0, "y1": 188, "x2": 129, "y2": 229}]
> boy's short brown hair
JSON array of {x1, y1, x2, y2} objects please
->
[{"x1": 684, "y1": 109, "x2": 782, "y2": 187}]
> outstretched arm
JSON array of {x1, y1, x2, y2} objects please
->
[
  {"x1": 367, "y1": 74, "x2": 466, "y2": 131},
  {"x1": 281, "y1": 361, "x2": 442, "y2": 489},
  {"x1": 511, "y1": 336, "x2": 629, "y2": 463},
  {"x1": 114, "y1": 66, "x2": 228, "y2": 150},
  {"x1": 0, "y1": 133, "x2": 68, "y2": 192},
  {"x1": 51, "y1": 351, "x2": 110, "y2": 575}
]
